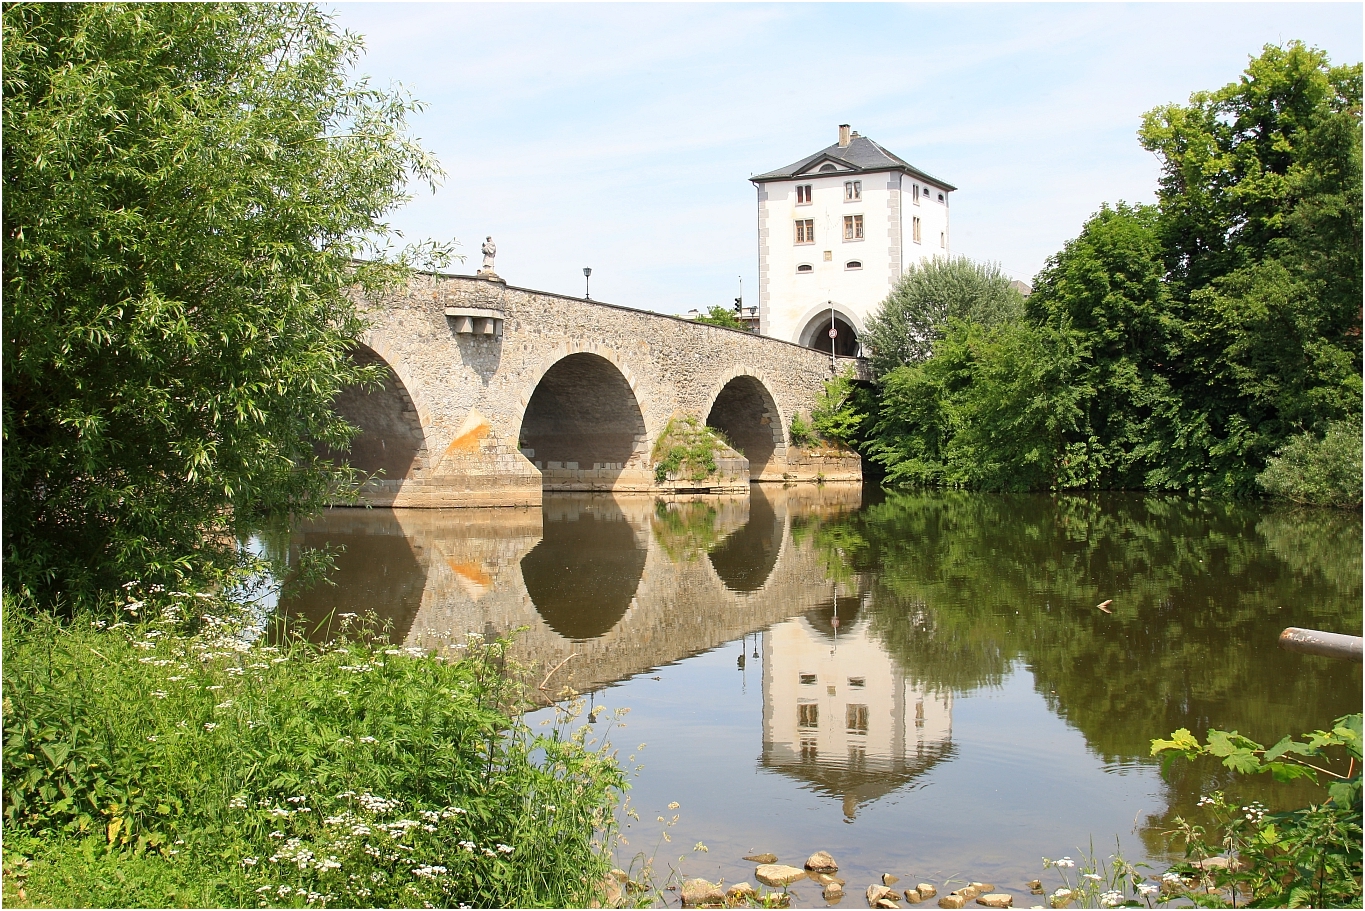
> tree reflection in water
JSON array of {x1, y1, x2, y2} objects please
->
[{"x1": 807, "y1": 492, "x2": 1361, "y2": 849}]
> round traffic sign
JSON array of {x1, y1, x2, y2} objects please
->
[{"x1": 828, "y1": 327, "x2": 838, "y2": 338}]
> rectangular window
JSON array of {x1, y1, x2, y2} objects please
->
[
  {"x1": 940, "y1": 231, "x2": 946, "y2": 248},
  {"x1": 796, "y1": 184, "x2": 812, "y2": 205},
  {"x1": 844, "y1": 180, "x2": 861, "y2": 201},
  {"x1": 799, "y1": 673, "x2": 817, "y2": 685},
  {"x1": 795, "y1": 219, "x2": 815, "y2": 244},
  {"x1": 913, "y1": 184, "x2": 921, "y2": 205},
  {"x1": 913, "y1": 216, "x2": 922, "y2": 244},
  {"x1": 846, "y1": 704, "x2": 869, "y2": 734},
  {"x1": 798, "y1": 702, "x2": 819, "y2": 729},
  {"x1": 843, "y1": 214, "x2": 863, "y2": 241},
  {"x1": 847, "y1": 677, "x2": 865, "y2": 688}
]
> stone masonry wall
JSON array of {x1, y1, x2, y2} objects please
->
[{"x1": 348, "y1": 273, "x2": 861, "y2": 506}]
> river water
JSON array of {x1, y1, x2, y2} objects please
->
[{"x1": 277, "y1": 486, "x2": 1361, "y2": 903}]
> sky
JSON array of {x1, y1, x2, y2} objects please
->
[{"x1": 326, "y1": 2, "x2": 1363, "y2": 315}]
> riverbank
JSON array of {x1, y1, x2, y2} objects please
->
[{"x1": 1, "y1": 591, "x2": 627, "y2": 908}]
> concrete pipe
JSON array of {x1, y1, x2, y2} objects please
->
[{"x1": 1278, "y1": 627, "x2": 1363, "y2": 661}]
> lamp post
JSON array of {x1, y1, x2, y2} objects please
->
[{"x1": 583, "y1": 267, "x2": 592, "y2": 300}]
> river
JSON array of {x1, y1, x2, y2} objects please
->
[{"x1": 276, "y1": 485, "x2": 1362, "y2": 903}]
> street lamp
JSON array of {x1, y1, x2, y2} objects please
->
[{"x1": 583, "y1": 267, "x2": 592, "y2": 300}]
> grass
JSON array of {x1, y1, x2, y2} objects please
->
[
  {"x1": 652, "y1": 415, "x2": 730, "y2": 484},
  {"x1": 2, "y1": 588, "x2": 628, "y2": 908}
]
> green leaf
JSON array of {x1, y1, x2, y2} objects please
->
[
  {"x1": 1151, "y1": 728, "x2": 1200, "y2": 755},
  {"x1": 1221, "y1": 748, "x2": 1263, "y2": 775},
  {"x1": 40, "y1": 741, "x2": 71, "y2": 768}
]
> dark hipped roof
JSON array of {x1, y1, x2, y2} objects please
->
[{"x1": 752, "y1": 133, "x2": 956, "y2": 191}]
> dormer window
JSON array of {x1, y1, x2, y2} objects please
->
[
  {"x1": 796, "y1": 263, "x2": 814, "y2": 274},
  {"x1": 938, "y1": 192, "x2": 945, "y2": 203},
  {"x1": 844, "y1": 180, "x2": 861, "y2": 201},
  {"x1": 819, "y1": 163, "x2": 838, "y2": 173},
  {"x1": 844, "y1": 260, "x2": 862, "y2": 270},
  {"x1": 796, "y1": 184, "x2": 812, "y2": 205}
]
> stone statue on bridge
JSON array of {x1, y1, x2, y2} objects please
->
[{"x1": 479, "y1": 236, "x2": 497, "y2": 275}]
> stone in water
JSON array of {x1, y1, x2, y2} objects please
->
[
  {"x1": 916, "y1": 884, "x2": 938, "y2": 899},
  {"x1": 883, "y1": 874, "x2": 901, "y2": 887},
  {"x1": 807, "y1": 851, "x2": 839, "y2": 873},
  {"x1": 866, "y1": 884, "x2": 898, "y2": 905},
  {"x1": 755, "y1": 864, "x2": 807, "y2": 887},
  {"x1": 976, "y1": 895, "x2": 1013, "y2": 908},
  {"x1": 744, "y1": 853, "x2": 779, "y2": 864},
  {"x1": 680, "y1": 878, "x2": 724, "y2": 908}
]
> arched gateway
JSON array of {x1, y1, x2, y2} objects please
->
[{"x1": 336, "y1": 272, "x2": 863, "y2": 507}]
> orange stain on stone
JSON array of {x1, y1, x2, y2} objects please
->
[{"x1": 443, "y1": 421, "x2": 490, "y2": 457}]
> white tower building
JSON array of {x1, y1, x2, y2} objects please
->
[{"x1": 752, "y1": 125, "x2": 955, "y2": 354}]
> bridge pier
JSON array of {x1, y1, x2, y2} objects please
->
[{"x1": 333, "y1": 273, "x2": 862, "y2": 507}]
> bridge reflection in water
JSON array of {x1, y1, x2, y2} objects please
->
[
  {"x1": 282, "y1": 484, "x2": 861, "y2": 691},
  {"x1": 281, "y1": 482, "x2": 955, "y2": 824}
]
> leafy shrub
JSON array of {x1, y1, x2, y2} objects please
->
[
  {"x1": 810, "y1": 369, "x2": 870, "y2": 448},
  {"x1": 652, "y1": 415, "x2": 728, "y2": 483},
  {"x1": 866, "y1": 320, "x2": 1090, "y2": 491},
  {"x1": 788, "y1": 414, "x2": 815, "y2": 447},
  {"x1": 1257, "y1": 416, "x2": 1363, "y2": 508},
  {"x1": 2, "y1": 591, "x2": 626, "y2": 908},
  {"x1": 1151, "y1": 714, "x2": 1362, "y2": 908}
]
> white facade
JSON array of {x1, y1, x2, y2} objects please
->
[{"x1": 753, "y1": 126, "x2": 954, "y2": 353}]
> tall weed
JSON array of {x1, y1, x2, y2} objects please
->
[{"x1": 2, "y1": 591, "x2": 626, "y2": 908}]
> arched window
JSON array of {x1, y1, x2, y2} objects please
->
[
  {"x1": 845, "y1": 260, "x2": 862, "y2": 270},
  {"x1": 796, "y1": 263, "x2": 814, "y2": 274}
]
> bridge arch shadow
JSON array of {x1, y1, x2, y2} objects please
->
[
  {"x1": 327, "y1": 345, "x2": 429, "y2": 481},
  {"x1": 705, "y1": 371, "x2": 787, "y2": 480},
  {"x1": 519, "y1": 351, "x2": 649, "y2": 490}
]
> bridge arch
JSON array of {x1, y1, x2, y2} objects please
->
[
  {"x1": 516, "y1": 346, "x2": 650, "y2": 487},
  {"x1": 704, "y1": 367, "x2": 787, "y2": 480},
  {"x1": 328, "y1": 343, "x2": 430, "y2": 481}
]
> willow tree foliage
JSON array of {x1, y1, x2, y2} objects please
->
[
  {"x1": 862, "y1": 256, "x2": 1026, "y2": 375},
  {"x1": 2, "y1": 3, "x2": 442, "y2": 605}
]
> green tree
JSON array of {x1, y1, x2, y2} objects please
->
[
  {"x1": 862, "y1": 256, "x2": 1025, "y2": 375},
  {"x1": 3, "y1": 3, "x2": 442, "y2": 606},
  {"x1": 693, "y1": 304, "x2": 748, "y2": 330},
  {"x1": 1139, "y1": 42, "x2": 1362, "y2": 494},
  {"x1": 1025, "y1": 203, "x2": 1179, "y2": 489},
  {"x1": 867, "y1": 320, "x2": 1089, "y2": 491}
]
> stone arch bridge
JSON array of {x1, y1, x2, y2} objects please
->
[{"x1": 338, "y1": 273, "x2": 864, "y2": 507}]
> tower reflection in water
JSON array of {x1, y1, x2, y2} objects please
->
[{"x1": 762, "y1": 590, "x2": 953, "y2": 820}]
